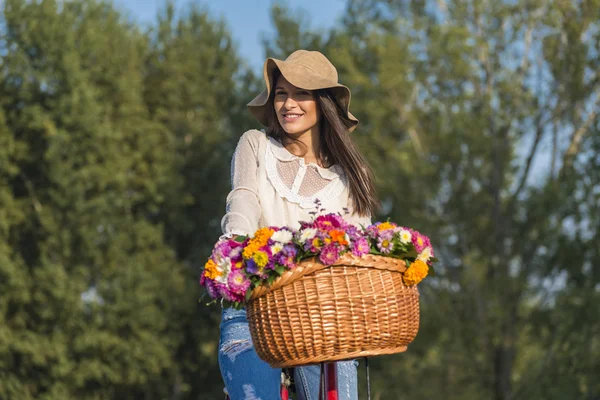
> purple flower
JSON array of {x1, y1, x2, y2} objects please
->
[
  {"x1": 228, "y1": 269, "x2": 251, "y2": 297},
  {"x1": 213, "y1": 240, "x2": 232, "y2": 259},
  {"x1": 345, "y1": 225, "x2": 361, "y2": 241},
  {"x1": 202, "y1": 278, "x2": 220, "y2": 299},
  {"x1": 365, "y1": 225, "x2": 379, "y2": 239},
  {"x1": 282, "y1": 244, "x2": 297, "y2": 258},
  {"x1": 245, "y1": 258, "x2": 260, "y2": 275},
  {"x1": 352, "y1": 237, "x2": 370, "y2": 257},
  {"x1": 377, "y1": 237, "x2": 394, "y2": 254},
  {"x1": 216, "y1": 282, "x2": 235, "y2": 302},
  {"x1": 319, "y1": 245, "x2": 340, "y2": 265},
  {"x1": 378, "y1": 229, "x2": 394, "y2": 241}
]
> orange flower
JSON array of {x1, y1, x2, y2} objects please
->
[
  {"x1": 378, "y1": 222, "x2": 395, "y2": 231},
  {"x1": 330, "y1": 230, "x2": 348, "y2": 245},
  {"x1": 243, "y1": 228, "x2": 275, "y2": 259},
  {"x1": 403, "y1": 260, "x2": 429, "y2": 286},
  {"x1": 242, "y1": 242, "x2": 259, "y2": 259},
  {"x1": 203, "y1": 259, "x2": 220, "y2": 280}
]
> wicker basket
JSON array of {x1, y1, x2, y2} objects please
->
[{"x1": 246, "y1": 253, "x2": 420, "y2": 368}]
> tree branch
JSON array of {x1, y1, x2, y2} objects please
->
[{"x1": 560, "y1": 93, "x2": 600, "y2": 173}]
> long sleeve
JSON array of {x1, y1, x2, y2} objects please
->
[{"x1": 220, "y1": 130, "x2": 262, "y2": 237}]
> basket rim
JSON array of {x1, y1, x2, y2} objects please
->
[{"x1": 249, "y1": 253, "x2": 407, "y2": 299}]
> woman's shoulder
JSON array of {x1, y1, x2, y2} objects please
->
[{"x1": 239, "y1": 128, "x2": 267, "y2": 145}]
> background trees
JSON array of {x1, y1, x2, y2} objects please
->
[{"x1": 0, "y1": 0, "x2": 597, "y2": 399}]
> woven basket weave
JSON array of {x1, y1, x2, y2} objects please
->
[{"x1": 246, "y1": 253, "x2": 420, "y2": 368}]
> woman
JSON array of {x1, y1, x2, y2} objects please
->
[{"x1": 218, "y1": 50, "x2": 379, "y2": 400}]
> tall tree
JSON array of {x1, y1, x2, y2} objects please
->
[
  {"x1": 264, "y1": 1, "x2": 600, "y2": 398},
  {"x1": 142, "y1": 1, "x2": 261, "y2": 398},
  {"x1": 329, "y1": 1, "x2": 600, "y2": 399},
  {"x1": 0, "y1": 0, "x2": 186, "y2": 398}
]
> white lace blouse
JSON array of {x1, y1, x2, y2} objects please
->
[{"x1": 221, "y1": 129, "x2": 371, "y2": 236}]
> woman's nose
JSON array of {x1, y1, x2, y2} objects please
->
[{"x1": 284, "y1": 96, "x2": 298, "y2": 109}]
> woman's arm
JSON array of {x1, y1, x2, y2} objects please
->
[{"x1": 220, "y1": 130, "x2": 262, "y2": 238}]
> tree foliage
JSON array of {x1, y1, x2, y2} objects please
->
[{"x1": 0, "y1": 0, "x2": 597, "y2": 399}]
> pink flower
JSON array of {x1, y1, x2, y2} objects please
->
[
  {"x1": 319, "y1": 245, "x2": 340, "y2": 265},
  {"x1": 315, "y1": 214, "x2": 344, "y2": 230},
  {"x1": 228, "y1": 269, "x2": 251, "y2": 297},
  {"x1": 352, "y1": 237, "x2": 370, "y2": 257},
  {"x1": 377, "y1": 237, "x2": 394, "y2": 254},
  {"x1": 411, "y1": 230, "x2": 429, "y2": 253}
]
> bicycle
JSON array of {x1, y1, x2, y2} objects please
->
[{"x1": 224, "y1": 359, "x2": 372, "y2": 400}]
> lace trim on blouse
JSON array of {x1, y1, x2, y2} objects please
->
[{"x1": 265, "y1": 136, "x2": 347, "y2": 209}]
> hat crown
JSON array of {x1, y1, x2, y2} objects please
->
[
  {"x1": 247, "y1": 49, "x2": 359, "y2": 132},
  {"x1": 285, "y1": 50, "x2": 338, "y2": 83}
]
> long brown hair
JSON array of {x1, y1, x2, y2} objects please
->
[{"x1": 265, "y1": 70, "x2": 380, "y2": 217}]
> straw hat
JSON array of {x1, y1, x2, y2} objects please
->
[{"x1": 247, "y1": 50, "x2": 359, "y2": 132}]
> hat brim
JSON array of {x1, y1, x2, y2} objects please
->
[{"x1": 247, "y1": 58, "x2": 359, "y2": 132}]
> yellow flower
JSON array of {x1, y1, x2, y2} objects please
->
[
  {"x1": 312, "y1": 237, "x2": 322, "y2": 249},
  {"x1": 253, "y1": 251, "x2": 269, "y2": 268},
  {"x1": 243, "y1": 228, "x2": 275, "y2": 259},
  {"x1": 243, "y1": 242, "x2": 259, "y2": 259},
  {"x1": 203, "y1": 259, "x2": 220, "y2": 280},
  {"x1": 254, "y1": 227, "x2": 274, "y2": 244},
  {"x1": 403, "y1": 260, "x2": 429, "y2": 286},
  {"x1": 378, "y1": 222, "x2": 395, "y2": 231}
]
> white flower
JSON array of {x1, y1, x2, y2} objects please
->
[
  {"x1": 399, "y1": 229, "x2": 412, "y2": 244},
  {"x1": 215, "y1": 257, "x2": 232, "y2": 284},
  {"x1": 417, "y1": 247, "x2": 432, "y2": 262},
  {"x1": 230, "y1": 247, "x2": 242, "y2": 259},
  {"x1": 271, "y1": 230, "x2": 293, "y2": 243},
  {"x1": 299, "y1": 228, "x2": 318, "y2": 242},
  {"x1": 270, "y1": 243, "x2": 284, "y2": 255}
]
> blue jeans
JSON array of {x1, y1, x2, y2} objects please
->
[{"x1": 218, "y1": 307, "x2": 358, "y2": 400}]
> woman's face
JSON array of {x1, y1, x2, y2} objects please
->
[{"x1": 273, "y1": 75, "x2": 320, "y2": 136}]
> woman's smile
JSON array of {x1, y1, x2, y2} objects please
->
[
  {"x1": 274, "y1": 76, "x2": 319, "y2": 135},
  {"x1": 282, "y1": 112, "x2": 304, "y2": 122}
]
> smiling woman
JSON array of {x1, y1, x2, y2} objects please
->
[
  {"x1": 273, "y1": 77, "x2": 320, "y2": 137},
  {"x1": 216, "y1": 50, "x2": 379, "y2": 400}
]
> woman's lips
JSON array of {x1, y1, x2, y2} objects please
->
[{"x1": 282, "y1": 114, "x2": 303, "y2": 122}]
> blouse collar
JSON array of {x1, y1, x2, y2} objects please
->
[{"x1": 267, "y1": 136, "x2": 344, "y2": 180}]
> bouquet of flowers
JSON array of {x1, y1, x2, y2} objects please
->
[{"x1": 200, "y1": 212, "x2": 437, "y2": 308}]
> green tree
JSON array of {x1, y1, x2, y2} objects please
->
[
  {"x1": 264, "y1": 1, "x2": 600, "y2": 399},
  {"x1": 142, "y1": 2, "x2": 260, "y2": 397},
  {"x1": 0, "y1": 0, "x2": 186, "y2": 398},
  {"x1": 328, "y1": 1, "x2": 600, "y2": 399}
]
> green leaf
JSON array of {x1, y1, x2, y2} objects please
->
[
  {"x1": 234, "y1": 235, "x2": 248, "y2": 243},
  {"x1": 428, "y1": 265, "x2": 436, "y2": 277}
]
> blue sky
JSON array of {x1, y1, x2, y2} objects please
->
[{"x1": 115, "y1": 0, "x2": 347, "y2": 72}]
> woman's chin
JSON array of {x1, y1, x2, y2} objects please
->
[{"x1": 280, "y1": 123, "x2": 315, "y2": 136}]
